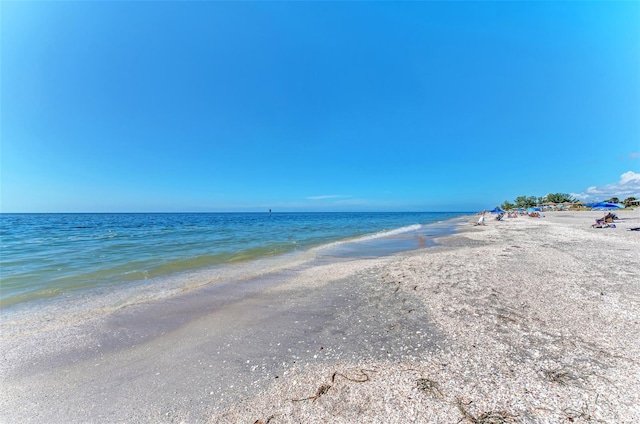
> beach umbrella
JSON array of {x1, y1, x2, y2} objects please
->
[
  {"x1": 526, "y1": 207, "x2": 541, "y2": 213},
  {"x1": 489, "y1": 208, "x2": 504, "y2": 214},
  {"x1": 591, "y1": 202, "x2": 625, "y2": 210}
]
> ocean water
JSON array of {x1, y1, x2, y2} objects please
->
[{"x1": 0, "y1": 212, "x2": 468, "y2": 312}]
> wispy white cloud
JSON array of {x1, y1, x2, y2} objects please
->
[
  {"x1": 306, "y1": 195, "x2": 353, "y2": 200},
  {"x1": 572, "y1": 171, "x2": 640, "y2": 201}
]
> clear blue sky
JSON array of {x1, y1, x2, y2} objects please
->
[{"x1": 2, "y1": 1, "x2": 639, "y2": 212}]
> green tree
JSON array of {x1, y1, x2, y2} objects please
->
[
  {"x1": 501, "y1": 200, "x2": 515, "y2": 210},
  {"x1": 606, "y1": 197, "x2": 620, "y2": 203},
  {"x1": 623, "y1": 197, "x2": 637, "y2": 207},
  {"x1": 514, "y1": 196, "x2": 537, "y2": 208},
  {"x1": 546, "y1": 193, "x2": 576, "y2": 203}
]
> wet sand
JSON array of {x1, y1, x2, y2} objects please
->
[
  {"x1": 1, "y1": 211, "x2": 639, "y2": 423},
  {"x1": 0, "y1": 226, "x2": 446, "y2": 423}
]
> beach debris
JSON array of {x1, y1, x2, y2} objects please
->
[
  {"x1": 456, "y1": 398, "x2": 516, "y2": 424},
  {"x1": 542, "y1": 367, "x2": 578, "y2": 386},
  {"x1": 416, "y1": 378, "x2": 443, "y2": 397},
  {"x1": 253, "y1": 414, "x2": 275, "y2": 424},
  {"x1": 331, "y1": 369, "x2": 371, "y2": 383},
  {"x1": 496, "y1": 313, "x2": 517, "y2": 324},
  {"x1": 292, "y1": 369, "x2": 372, "y2": 402},
  {"x1": 292, "y1": 383, "x2": 332, "y2": 402},
  {"x1": 562, "y1": 398, "x2": 598, "y2": 423}
]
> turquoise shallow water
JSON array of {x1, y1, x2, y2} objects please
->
[{"x1": 0, "y1": 212, "x2": 468, "y2": 310}]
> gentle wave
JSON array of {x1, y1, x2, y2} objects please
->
[
  {"x1": 351, "y1": 223, "x2": 424, "y2": 241},
  {"x1": 0, "y1": 212, "x2": 469, "y2": 310},
  {"x1": 311, "y1": 223, "x2": 424, "y2": 252}
]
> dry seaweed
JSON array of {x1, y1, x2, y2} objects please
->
[
  {"x1": 456, "y1": 398, "x2": 516, "y2": 424},
  {"x1": 331, "y1": 369, "x2": 371, "y2": 384},
  {"x1": 292, "y1": 384, "x2": 332, "y2": 402},
  {"x1": 561, "y1": 397, "x2": 608, "y2": 423},
  {"x1": 292, "y1": 369, "x2": 373, "y2": 402},
  {"x1": 496, "y1": 314, "x2": 517, "y2": 324},
  {"x1": 416, "y1": 378, "x2": 443, "y2": 398},
  {"x1": 562, "y1": 406, "x2": 592, "y2": 422},
  {"x1": 542, "y1": 367, "x2": 577, "y2": 386}
]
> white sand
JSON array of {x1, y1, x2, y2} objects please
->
[{"x1": 213, "y1": 210, "x2": 640, "y2": 423}]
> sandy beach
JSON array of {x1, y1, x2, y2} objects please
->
[{"x1": 1, "y1": 210, "x2": 639, "y2": 423}]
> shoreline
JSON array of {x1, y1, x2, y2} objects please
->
[
  {"x1": 0, "y1": 212, "x2": 465, "y2": 312},
  {"x1": 1, "y1": 210, "x2": 639, "y2": 422},
  {"x1": 0, "y1": 216, "x2": 464, "y2": 341}
]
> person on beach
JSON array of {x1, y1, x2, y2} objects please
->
[
  {"x1": 476, "y1": 211, "x2": 486, "y2": 226},
  {"x1": 592, "y1": 217, "x2": 616, "y2": 228}
]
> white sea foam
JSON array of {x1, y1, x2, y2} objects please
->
[{"x1": 311, "y1": 224, "x2": 424, "y2": 253}]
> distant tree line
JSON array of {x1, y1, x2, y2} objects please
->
[
  {"x1": 613, "y1": 197, "x2": 638, "y2": 207},
  {"x1": 499, "y1": 193, "x2": 575, "y2": 210},
  {"x1": 498, "y1": 194, "x2": 637, "y2": 210}
]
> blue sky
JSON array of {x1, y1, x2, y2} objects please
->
[{"x1": 2, "y1": 1, "x2": 639, "y2": 213}]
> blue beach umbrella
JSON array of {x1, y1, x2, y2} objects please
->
[
  {"x1": 489, "y1": 208, "x2": 504, "y2": 214},
  {"x1": 591, "y1": 202, "x2": 625, "y2": 210}
]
